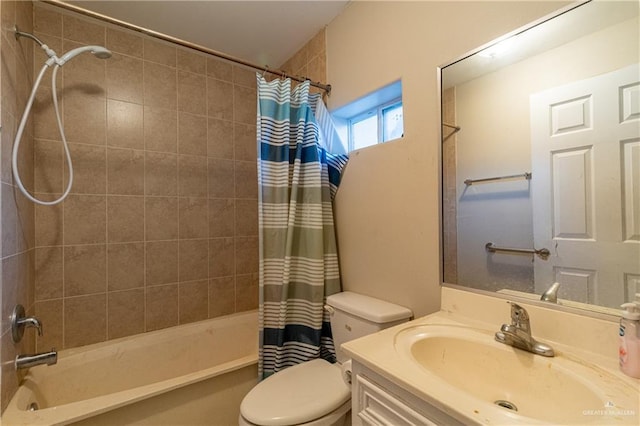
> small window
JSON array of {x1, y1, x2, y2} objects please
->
[{"x1": 331, "y1": 80, "x2": 404, "y2": 153}]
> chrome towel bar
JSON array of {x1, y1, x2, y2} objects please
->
[
  {"x1": 465, "y1": 172, "x2": 531, "y2": 186},
  {"x1": 485, "y1": 242, "x2": 550, "y2": 260}
]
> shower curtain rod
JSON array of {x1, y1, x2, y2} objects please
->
[{"x1": 41, "y1": 0, "x2": 332, "y2": 94}]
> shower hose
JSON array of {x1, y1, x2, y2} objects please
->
[{"x1": 12, "y1": 61, "x2": 72, "y2": 206}]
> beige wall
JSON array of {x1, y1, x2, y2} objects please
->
[
  {"x1": 29, "y1": 2, "x2": 259, "y2": 353},
  {"x1": 0, "y1": 0, "x2": 36, "y2": 413},
  {"x1": 326, "y1": 1, "x2": 568, "y2": 318}
]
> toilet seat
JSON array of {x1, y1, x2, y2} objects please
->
[{"x1": 240, "y1": 359, "x2": 350, "y2": 426}]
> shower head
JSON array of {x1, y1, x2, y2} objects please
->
[{"x1": 57, "y1": 45, "x2": 112, "y2": 66}]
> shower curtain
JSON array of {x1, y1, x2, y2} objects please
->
[{"x1": 257, "y1": 75, "x2": 348, "y2": 379}]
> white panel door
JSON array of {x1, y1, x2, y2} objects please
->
[{"x1": 531, "y1": 64, "x2": 640, "y2": 308}]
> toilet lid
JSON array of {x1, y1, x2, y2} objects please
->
[{"x1": 240, "y1": 359, "x2": 350, "y2": 426}]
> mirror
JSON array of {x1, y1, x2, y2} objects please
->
[{"x1": 441, "y1": 0, "x2": 639, "y2": 314}]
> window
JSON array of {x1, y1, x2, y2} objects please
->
[
  {"x1": 349, "y1": 99, "x2": 404, "y2": 150},
  {"x1": 331, "y1": 80, "x2": 403, "y2": 152}
]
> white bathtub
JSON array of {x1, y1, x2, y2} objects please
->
[{"x1": 2, "y1": 311, "x2": 259, "y2": 426}]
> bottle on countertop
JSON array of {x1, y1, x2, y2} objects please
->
[{"x1": 619, "y1": 294, "x2": 640, "y2": 379}]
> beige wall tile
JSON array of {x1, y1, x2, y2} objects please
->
[
  {"x1": 2, "y1": 184, "x2": 18, "y2": 257},
  {"x1": 106, "y1": 148, "x2": 144, "y2": 195},
  {"x1": 34, "y1": 6, "x2": 62, "y2": 37},
  {"x1": 145, "y1": 240, "x2": 178, "y2": 285},
  {"x1": 1, "y1": 114, "x2": 16, "y2": 184},
  {"x1": 63, "y1": 14, "x2": 105, "y2": 45},
  {"x1": 107, "y1": 242, "x2": 144, "y2": 291},
  {"x1": 209, "y1": 198, "x2": 235, "y2": 238},
  {"x1": 63, "y1": 195, "x2": 106, "y2": 245},
  {"x1": 33, "y1": 86, "x2": 61, "y2": 141},
  {"x1": 143, "y1": 62, "x2": 177, "y2": 109},
  {"x1": 144, "y1": 106, "x2": 177, "y2": 153},
  {"x1": 234, "y1": 123, "x2": 256, "y2": 162},
  {"x1": 144, "y1": 38, "x2": 176, "y2": 67},
  {"x1": 235, "y1": 160, "x2": 258, "y2": 199},
  {"x1": 178, "y1": 155, "x2": 207, "y2": 198},
  {"x1": 209, "y1": 276, "x2": 235, "y2": 318},
  {"x1": 35, "y1": 299, "x2": 63, "y2": 351},
  {"x1": 307, "y1": 55, "x2": 327, "y2": 86},
  {"x1": 307, "y1": 29, "x2": 326, "y2": 58},
  {"x1": 233, "y1": 86, "x2": 256, "y2": 125},
  {"x1": 177, "y1": 71, "x2": 206, "y2": 115},
  {"x1": 233, "y1": 66, "x2": 256, "y2": 89},
  {"x1": 208, "y1": 158, "x2": 234, "y2": 198},
  {"x1": 177, "y1": 49, "x2": 206, "y2": 75},
  {"x1": 145, "y1": 284, "x2": 179, "y2": 331},
  {"x1": 107, "y1": 100, "x2": 143, "y2": 149},
  {"x1": 206, "y1": 78, "x2": 233, "y2": 120},
  {"x1": 179, "y1": 239, "x2": 208, "y2": 282},
  {"x1": 64, "y1": 244, "x2": 106, "y2": 296},
  {"x1": 106, "y1": 53, "x2": 143, "y2": 104},
  {"x1": 235, "y1": 237, "x2": 258, "y2": 275},
  {"x1": 65, "y1": 294, "x2": 107, "y2": 347},
  {"x1": 207, "y1": 118, "x2": 234, "y2": 159},
  {"x1": 145, "y1": 196, "x2": 179, "y2": 241},
  {"x1": 145, "y1": 152, "x2": 178, "y2": 196},
  {"x1": 178, "y1": 112, "x2": 207, "y2": 156},
  {"x1": 209, "y1": 237, "x2": 234, "y2": 278},
  {"x1": 34, "y1": 139, "x2": 63, "y2": 194},
  {"x1": 35, "y1": 246, "x2": 63, "y2": 301},
  {"x1": 206, "y1": 58, "x2": 232, "y2": 81},
  {"x1": 179, "y1": 197, "x2": 208, "y2": 239},
  {"x1": 179, "y1": 280, "x2": 208, "y2": 324},
  {"x1": 62, "y1": 39, "x2": 106, "y2": 91},
  {"x1": 235, "y1": 199, "x2": 258, "y2": 237},
  {"x1": 236, "y1": 273, "x2": 258, "y2": 312},
  {"x1": 68, "y1": 143, "x2": 106, "y2": 194},
  {"x1": 63, "y1": 93, "x2": 106, "y2": 145},
  {"x1": 35, "y1": 202, "x2": 63, "y2": 247},
  {"x1": 108, "y1": 289, "x2": 144, "y2": 339},
  {"x1": 106, "y1": 28, "x2": 143, "y2": 58},
  {"x1": 1, "y1": 331, "x2": 20, "y2": 411},
  {"x1": 107, "y1": 196, "x2": 144, "y2": 242}
]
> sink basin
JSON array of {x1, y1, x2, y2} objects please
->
[{"x1": 394, "y1": 324, "x2": 638, "y2": 424}]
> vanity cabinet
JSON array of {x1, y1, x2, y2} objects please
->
[{"x1": 350, "y1": 361, "x2": 467, "y2": 426}]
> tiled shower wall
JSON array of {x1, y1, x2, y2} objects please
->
[
  {"x1": 0, "y1": 0, "x2": 36, "y2": 412},
  {"x1": 31, "y1": 2, "x2": 260, "y2": 352}
]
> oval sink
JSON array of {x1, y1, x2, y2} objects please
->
[{"x1": 394, "y1": 325, "x2": 638, "y2": 424}]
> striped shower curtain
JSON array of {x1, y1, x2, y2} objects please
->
[{"x1": 257, "y1": 76, "x2": 347, "y2": 379}]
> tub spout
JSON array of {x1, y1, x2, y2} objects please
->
[{"x1": 15, "y1": 349, "x2": 57, "y2": 370}]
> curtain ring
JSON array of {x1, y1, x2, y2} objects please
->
[{"x1": 261, "y1": 65, "x2": 268, "y2": 78}]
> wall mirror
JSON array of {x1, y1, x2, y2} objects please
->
[{"x1": 440, "y1": 0, "x2": 639, "y2": 315}]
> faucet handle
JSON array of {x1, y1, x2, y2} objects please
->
[
  {"x1": 11, "y1": 305, "x2": 43, "y2": 343},
  {"x1": 507, "y1": 302, "x2": 531, "y2": 332}
]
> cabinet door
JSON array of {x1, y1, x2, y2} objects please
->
[{"x1": 355, "y1": 375, "x2": 437, "y2": 426}]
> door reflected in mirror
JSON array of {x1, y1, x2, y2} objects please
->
[{"x1": 441, "y1": 0, "x2": 639, "y2": 312}]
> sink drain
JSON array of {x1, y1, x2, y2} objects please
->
[
  {"x1": 494, "y1": 400, "x2": 518, "y2": 412},
  {"x1": 28, "y1": 402, "x2": 39, "y2": 411}
]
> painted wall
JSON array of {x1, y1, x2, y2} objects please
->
[
  {"x1": 325, "y1": 1, "x2": 569, "y2": 318},
  {"x1": 455, "y1": 16, "x2": 638, "y2": 294}
]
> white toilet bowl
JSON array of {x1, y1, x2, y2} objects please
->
[
  {"x1": 239, "y1": 359, "x2": 350, "y2": 426},
  {"x1": 239, "y1": 292, "x2": 413, "y2": 426}
]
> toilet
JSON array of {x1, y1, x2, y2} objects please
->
[{"x1": 239, "y1": 291, "x2": 413, "y2": 426}]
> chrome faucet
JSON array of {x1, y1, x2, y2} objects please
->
[
  {"x1": 540, "y1": 282, "x2": 560, "y2": 303},
  {"x1": 15, "y1": 350, "x2": 57, "y2": 370},
  {"x1": 495, "y1": 302, "x2": 555, "y2": 357},
  {"x1": 11, "y1": 305, "x2": 42, "y2": 342}
]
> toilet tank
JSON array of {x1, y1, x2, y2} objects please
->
[{"x1": 326, "y1": 292, "x2": 413, "y2": 363}]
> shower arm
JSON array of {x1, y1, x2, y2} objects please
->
[
  {"x1": 15, "y1": 26, "x2": 60, "y2": 63},
  {"x1": 14, "y1": 26, "x2": 45, "y2": 46}
]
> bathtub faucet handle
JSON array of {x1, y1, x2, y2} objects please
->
[{"x1": 11, "y1": 304, "x2": 43, "y2": 343}]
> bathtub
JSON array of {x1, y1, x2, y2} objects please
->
[{"x1": 2, "y1": 311, "x2": 259, "y2": 426}]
